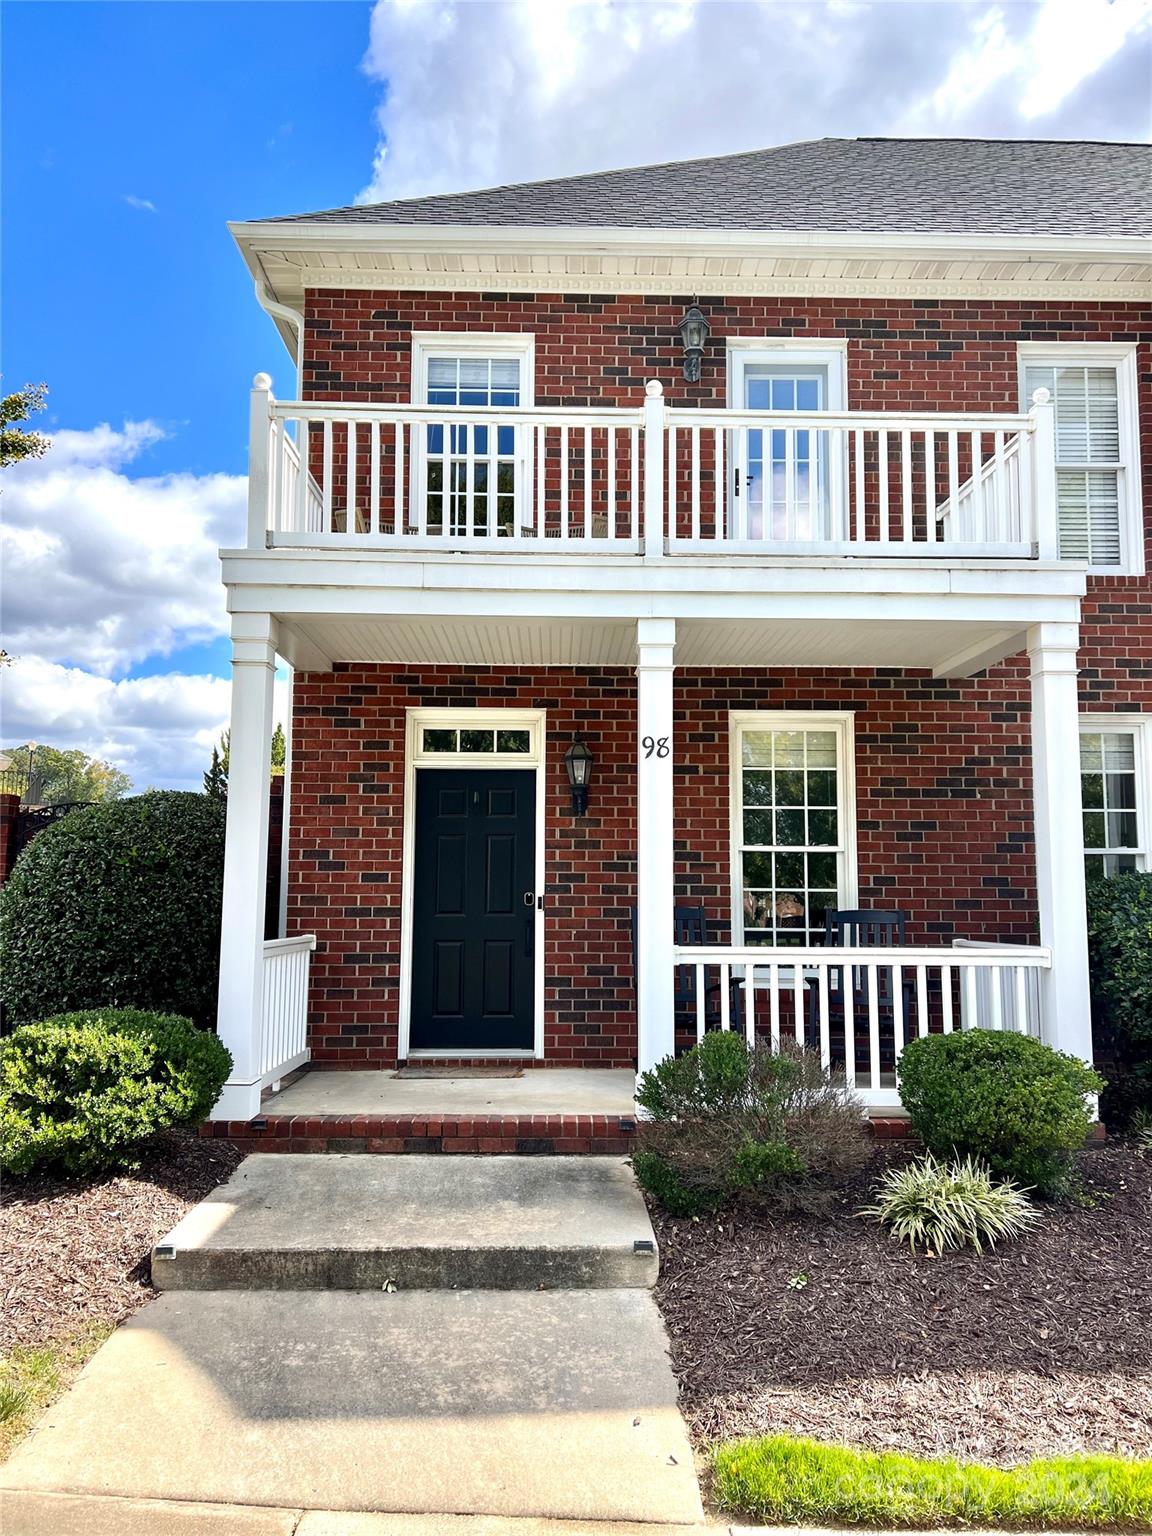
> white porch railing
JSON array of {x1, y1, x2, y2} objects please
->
[
  {"x1": 248, "y1": 377, "x2": 1059, "y2": 561},
  {"x1": 672, "y1": 943, "x2": 1051, "y2": 1109},
  {"x1": 260, "y1": 934, "x2": 316, "y2": 1090}
]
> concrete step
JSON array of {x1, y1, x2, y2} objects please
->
[
  {"x1": 152, "y1": 1153, "x2": 658, "y2": 1291},
  {"x1": 0, "y1": 1290, "x2": 704, "y2": 1526}
]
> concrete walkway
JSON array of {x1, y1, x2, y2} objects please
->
[{"x1": 1, "y1": 1155, "x2": 705, "y2": 1528}]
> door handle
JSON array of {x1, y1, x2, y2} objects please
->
[
  {"x1": 733, "y1": 468, "x2": 740, "y2": 497},
  {"x1": 525, "y1": 917, "x2": 534, "y2": 958}
]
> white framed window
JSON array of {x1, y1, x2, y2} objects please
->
[
  {"x1": 1019, "y1": 343, "x2": 1143, "y2": 573},
  {"x1": 727, "y1": 342, "x2": 849, "y2": 542},
  {"x1": 729, "y1": 711, "x2": 857, "y2": 946},
  {"x1": 410, "y1": 333, "x2": 535, "y2": 539},
  {"x1": 1079, "y1": 715, "x2": 1151, "y2": 878}
]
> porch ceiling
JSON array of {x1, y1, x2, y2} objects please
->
[{"x1": 276, "y1": 612, "x2": 1028, "y2": 678}]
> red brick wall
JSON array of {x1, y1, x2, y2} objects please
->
[
  {"x1": 290, "y1": 661, "x2": 1043, "y2": 1069},
  {"x1": 289, "y1": 290, "x2": 1151, "y2": 1067}
]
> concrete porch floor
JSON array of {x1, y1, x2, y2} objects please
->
[{"x1": 263, "y1": 1067, "x2": 637, "y2": 1119}]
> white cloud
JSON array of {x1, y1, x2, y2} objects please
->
[
  {"x1": 2, "y1": 420, "x2": 246, "y2": 677},
  {"x1": 123, "y1": 194, "x2": 157, "y2": 213},
  {"x1": 359, "y1": 0, "x2": 1152, "y2": 206},
  {"x1": 1, "y1": 657, "x2": 232, "y2": 793}
]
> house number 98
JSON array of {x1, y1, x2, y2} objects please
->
[{"x1": 641, "y1": 735, "x2": 670, "y2": 759}]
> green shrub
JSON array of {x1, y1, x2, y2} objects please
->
[
  {"x1": 897, "y1": 1029, "x2": 1102, "y2": 1198},
  {"x1": 0, "y1": 791, "x2": 225, "y2": 1029},
  {"x1": 1088, "y1": 872, "x2": 1152, "y2": 1128},
  {"x1": 861, "y1": 1152, "x2": 1038, "y2": 1254},
  {"x1": 712, "y1": 1433, "x2": 1152, "y2": 1528},
  {"x1": 0, "y1": 1008, "x2": 231, "y2": 1175},
  {"x1": 633, "y1": 1033, "x2": 869, "y2": 1217}
]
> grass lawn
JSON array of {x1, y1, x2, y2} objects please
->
[
  {"x1": 0, "y1": 1324, "x2": 112, "y2": 1460},
  {"x1": 713, "y1": 1433, "x2": 1152, "y2": 1529}
]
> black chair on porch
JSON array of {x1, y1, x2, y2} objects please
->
[
  {"x1": 815, "y1": 909, "x2": 915, "y2": 1076},
  {"x1": 630, "y1": 903, "x2": 742, "y2": 1047}
]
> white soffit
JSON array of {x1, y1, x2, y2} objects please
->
[
  {"x1": 235, "y1": 225, "x2": 1152, "y2": 306},
  {"x1": 279, "y1": 613, "x2": 1027, "y2": 677}
]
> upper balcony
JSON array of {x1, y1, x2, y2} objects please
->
[{"x1": 246, "y1": 376, "x2": 1064, "y2": 566}]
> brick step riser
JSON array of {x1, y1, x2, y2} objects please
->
[{"x1": 202, "y1": 1116, "x2": 912, "y2": 1154}]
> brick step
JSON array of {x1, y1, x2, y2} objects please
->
[{"x1": 200, "y1": 1111, "x2": 637, "y2": 1155}]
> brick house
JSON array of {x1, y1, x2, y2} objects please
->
[{"x1": 211, "y1": 137, "x2": 1151, "y2": 1131}]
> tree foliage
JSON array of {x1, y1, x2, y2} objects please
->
[
  {"x1": 203, "y1": 724, "x2": 285, "y2": 799},
  {"x1": 0, "y1": 791, "x2": 226, "y2": 1028},
  {"x1": 4, "y1": 743, "x2": 131, "y2": 805},
  {"x1": 1, "y1": 383, "x2": 50, "y2": 467}
]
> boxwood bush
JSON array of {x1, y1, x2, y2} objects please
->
[
  {"x1": 0, "y1": 1009, "x2": 232, "y2": 1175},
  {"x1": 633, "y1": 1031, "x2": 869, "y2": 1217},
  {"x1": 1087, "y1": 872, "x2": 1152, "y2": 1128},
  {"x1": 0, "y1": 791, "x2": 225, "y2": 1029},
  {"x1": 897, "y1": 1029, "x2": 1102, "y2": 1197}
]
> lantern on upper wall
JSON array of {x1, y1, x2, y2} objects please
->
[{"x1": 677, "y1": 304, "x2": 710, "y2": 382}]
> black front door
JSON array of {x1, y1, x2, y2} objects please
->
[{"x1": 410, "y1": 768, "x2": 536, "y2": 1051}]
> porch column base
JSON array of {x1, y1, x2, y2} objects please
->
[
  {"x1": 635, "y1": 618, "x2": 677, "y2": 1081},
  {"x1": 211, "y1": 1079, "x2": 265, "y2": 1123},
  {"x1": 1027, "y1": 621, "x2": 1093, "y2": 1068}
]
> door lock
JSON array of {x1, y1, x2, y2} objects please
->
[{"x1": 523, "y1": 890, "x2": 535, "y2": 906}]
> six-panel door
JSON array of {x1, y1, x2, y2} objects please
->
[{"x1": 410, "y1": 768, "x2": 536, "y2": 1051}]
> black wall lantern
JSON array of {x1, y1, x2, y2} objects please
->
[
  {"x1": 564, "y1": 734, "x2": 594, "y2": 816},
  {"x1": 677, "y1": 303, "x2": 710, "y2": 382}
]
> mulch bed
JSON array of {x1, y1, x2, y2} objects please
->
[
  {"x1": 0, "y1": 1130, "x2": 244, "y2": 1351},
  {"x1": 652, "y1": 1144, "x2": 1152, "y2": 1466}
]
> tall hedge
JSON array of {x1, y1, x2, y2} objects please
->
[
  {"x1": 1088, "y1": 872, "x2": 1152, "y2": 1126},
  {"x1": 0, "y1": 791, "x2": 226, "y2": 1029}
]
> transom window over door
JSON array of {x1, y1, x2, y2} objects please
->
[
  {"x1": 412, "y1": 334, "x2": 534, "y2": 539},
  {"x1": 1020, "y1": 346, "x2": 1142, "y2": 571},
  {"x1": 731, "y1": 713, "x2": 856, "y2": 946}
]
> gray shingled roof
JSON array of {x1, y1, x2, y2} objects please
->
[{"x1": 254, "y1": 138, "x2": 1152, "y2": 238}]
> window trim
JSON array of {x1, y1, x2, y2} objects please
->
[
  {"x1": 726, "y1": 338, "x2": 849, "y2": 412},
  {"x1": 409, "y1": 333, "x2": 536, "y2": 539},
  {"x1": 1017, "y1": 342, "x2": 1144, "y2": 576},
  {"x1": 1079, "y1": 713, "x2": 1152, "y2": 876},
  {"x1": 728, "y1": 710, "x2": 858, "y2": 946}
]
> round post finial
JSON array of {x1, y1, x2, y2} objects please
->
[
  {"x1": 645, "y1": 379, "x2": 664, "y2": 399},
  {"x1": 253, "y1": 372, "x2": 273, "y2": 392},
  {"x1": 1031, "y1": 386, "x2": 1051, "y2": 407}
]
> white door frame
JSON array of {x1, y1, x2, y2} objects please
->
[{"x1": 398, "y1": 706, "x2": 547, "y2": 1059}]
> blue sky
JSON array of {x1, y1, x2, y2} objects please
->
[{"x1": 3, "y1": 0, "x2": 1150, "y2": 791}]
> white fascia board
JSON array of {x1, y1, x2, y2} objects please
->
[{"x1": 230, "y1": 220, "x2": 1152, "y2": 265}]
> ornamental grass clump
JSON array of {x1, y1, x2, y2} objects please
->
[
  {"x1": 633, "y1": 1032, "x2": 869, "y2": 1218},
  {"x1": 861, "y1": 1152, "x2": 1039, "y2": 1254},
  {"x1": 0, "y1": 1008, "x2": 231, "y2": 1176}
]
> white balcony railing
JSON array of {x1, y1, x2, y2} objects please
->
[
  {"x1": 672, "y1": 943, "x2": 1051, "y2": 1108},
  {"x1": 247, "y1": 376, "x2": 1059, "y2": 562},
  {"x1": 260, "y1": 933, "x2": 316, "y2": 1090}
]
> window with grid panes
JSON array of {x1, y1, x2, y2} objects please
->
[
  {"x1": 1022, "y1": 358, "x2": 1131, "y2": 567},
  {"x1": 1080, "y1": 724, "x2": 1149, "y2": 878},
  {"x1": 735, "y1": 722, "x2": 851, "y2": 946},
  {"x1": 424, "y1": 355, "x2": 521, "y2": 536}
]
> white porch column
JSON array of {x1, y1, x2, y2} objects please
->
[
  {"x1": 213, "y1": 612, "x2": 278, "y2": 1120},
  {"x1": 1027, "y1": 621, "x2": 1093, "y2": 1066},
  {"x1": 635, "y1": 617, "x2": 677, "y2": 1081}
]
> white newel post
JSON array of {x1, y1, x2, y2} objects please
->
[
  {"x1": 1027, "y1": 621, "x2": 1093, "y2": 1068},
  {"x1": 1030, "y1": 387, "x2": 1059, "y2": 562},
  {"x1": 213, "y1": 613, "x2": 278, "y2": 1120},
  {"x1": 248, "y1": 373, "x2": 274, "y2": 550},
  {"x1": 635, "y1": 617, "x2": 677, "y2": 1082},
  {"x1": 642, "y1": 379, "x2": 666, "y2": 560}
]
